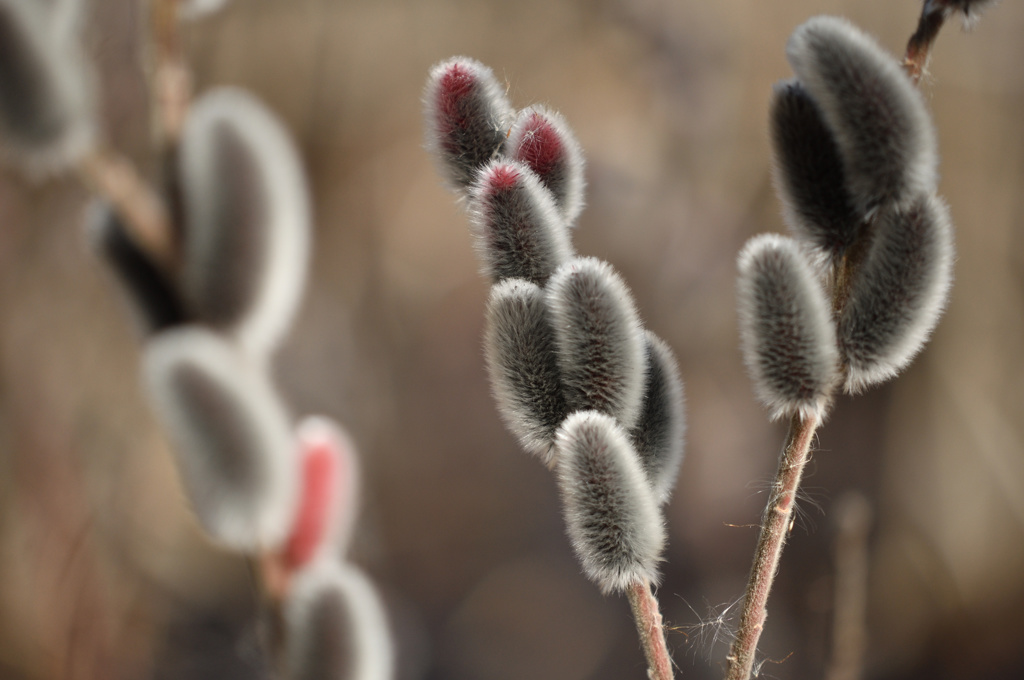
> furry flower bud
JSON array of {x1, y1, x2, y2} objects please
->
[
  {"x1": 484, "y1": 278, "x2": 567, "y2": 465},
  {"x1": 770, "y1": 79, "x2": 862, "y2": 256},
  {"x1": 179, "y1": 87, "x2": 311, "y2": 358},
  {"x1": 547, "y1": 257, "x2": 647, "y2": 430},
  {"x1": 630, "y1": 332, "x2": 686, "y2": 504},
  {"x1": 556, "y1": 411, "x2": 665, "y2": 594},
  {"x1": 286, "y1": 559, "x2": 393, "y2": 680},
  {"x1": 282, "y1": 417, "x2": 361, "y2": 570},
  {"x1": 839, "y1": 193, "x2": 953, "y2": 392},
  {"x1": 86, "y1": 201, "x2": 187, "y2": 333},
  {"x1": 424, "y1": 56, "x2": 514, "y2": 190},
  {"x1": 469, "y1": 160, "x2": 574, "y2": 285},
  {"x1": 143, "y1": 326, "x2": 298, "y2": 550},
  {"x1": 787, "y1": 16, "x2": 937, "y2": 215},
  {"x1": 506, "y1": 105, "x2": 586, "y2": 226},
  {"x1": 0, "y1": 0, "x2": 94, "y2": 172},
  {"x1": 737, "y1": 234, "x2": 839, "y2": 420}
]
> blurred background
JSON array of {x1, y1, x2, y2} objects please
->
[{"x1": 1, "y1": 0, "x2": 1023, "y2": 678}]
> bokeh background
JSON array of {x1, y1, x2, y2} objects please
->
[{"x1": 2, "y1": 0, "x2": 1023, "y2": 678}]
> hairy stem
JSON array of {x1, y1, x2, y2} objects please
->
[
  {"x1": 151, "y1": 0, "x2": 192, "y2": 145},
  {"x1": 725, "y1": 412, "x2": 820, "y2": 680},
  {"x1": 628, "y1": 579, "x2": 674, "y2": 680}
]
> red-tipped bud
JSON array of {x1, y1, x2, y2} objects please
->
[
  {"x1": 506, "y1": 105, "x2": 586, "y2": 226},
  {"x1": 469, "y1": 160, "x2": 574, "y2": 285},
  {"x1": 283, "y1": 417, "x2": 361, "y2": 570},
  {"x1": 424, "y1": 56, "x2": 514, "y2": 190}
]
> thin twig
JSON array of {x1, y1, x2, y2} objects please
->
[
  {"x1": 825, "y1": 493, "x2": 872, "y2": 680},
  {"x1": 77, "y1": 149, "x2": 175, "y2": 268},
  {"x1": 725, "y1": 412, "x2": 820, "y2": 680},
  {"x1": 628, "y1": 579, "x2": 674, "y2": 680},
  {"x1": 904, "y1": 1, "x2": 948, "y2": 84},
  {"x1": 151, "y1": 0, "x2": 192, "y2": 146}
]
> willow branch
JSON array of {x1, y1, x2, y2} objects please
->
[
  {"x1": 628, "y1": 579, "x2": 674, "y2": 680},
  {"x1": 725, "y1": 412, "x2": 820, "y2": 680}
]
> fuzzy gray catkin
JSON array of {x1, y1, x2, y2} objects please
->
[
  {"x1": 484, "y1": 278, "x2": 568, "y2": 465},
  {"x1": 787, "y1": 16, "x2": 937, "y2": 216},
  {"x1": 630, "y1": 331, "x2": 686, "y2": 504},
  {"x1": 469, "y1": 160, "x2": 574, "y2": 285},
  {"x1": 770, "y1": 79, "x2": 862, "y2": 257},
  {"x1": 424, "y1": 56, "x2": 515, "y2": 191},
  {"x1": 143, "y1": 326, "x2": 298, "y2": 550},
  {"x1": 506, "y1": 105, "x2": 586, "y2": 226},
  {"x1": 556, "y1": 411, "x2": 665, "y2": 594},
  {"x1": 179, "y1": 87, "x2": 310, "y2": 359},
  {"x1": 547, "y1": 257, "x2": 648, "y2": 430},
  {"x1": 286, "y1": 559, "x2": 394, "y2": 680},
  {"x1": 839, "y1": 193, "x2": 954, "y2": 392},
  {"x1": 0, "y1": 0, "x2": 93, "y2": 171},
  {"x1": 737, "y1": 234, "x2": 839, "y2": 420}
]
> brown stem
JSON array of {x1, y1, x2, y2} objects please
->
[
  {"x1": 151, "y1": 0, "x2": 192, "y2": 146},
  {"x1": 77, "y1": 149, "x2": 175, "y2": 268},
  {"x1": 725, "y1": 412, "x2": 820, "y2": 680},
  {"x1": 903, "y1": 1, "x2": 947, "y2": 84},
  {"x1": 628, "y1": 579, "x2": 674, "y2": 680}
]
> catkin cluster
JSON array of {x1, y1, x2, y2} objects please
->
[
  {"x1": 738, "y1": 16, "x2": 955, "y2": 418},
  {"x1": 0, "y1": 4, "x2": 392, "y2": 675},
  {"x1": 119, "y1": 90, "x2": 392, "y2": 680},
  {"x1": 424, "y1": 58, "x2": 686, "y2": 594}
]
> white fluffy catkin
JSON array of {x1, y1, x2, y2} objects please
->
[
  {"x1": 770, "y1": 79, "x2": 862, "y2": 257},
  {"x1": 556, "y1": 411, "x2": 665, "y2": 594},
  {"x1": 506, "y1": 105, "x2": 586, "y2": 227},
  {"x1": 839, "y1": 193, "x2": 954, "y2": 392},
  {"x1": 0, "y1": 0, "x2": 94, "y2": 172},
  {"x1": 737, "y1": 234, "x2": 839, "y2": 420},
  {"x1": 424, "y1": 56, "x2": 515, "y2": 191},
  {"x1": 787, "y1": 16, "x2": 937, "y2": 216},
  {"x1": 546, "y1": 257, "x2": 648, "y2": 431},
  {"x1": 179, "y1": 87, "x2": 311, "y2": 359},
  {"x1": 286, "y1": 559, "x2": 393, "y2": 680},
  {"x1": 142, "y1": 326, "x2": 298, "y2": 551},
  {"x1": 484, "y1": 278, "x2": 568, "y2": 465},
  {"x1": 630, "y1": 331, "x2": 686, "y2": 505},
  {"x1": 469, "y1": 160, "x2": 574, "y2": 285}
]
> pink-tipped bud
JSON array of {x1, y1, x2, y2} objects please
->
[
  {"x1": 423, "y1": 56, "x2": 514, "y2": 190},
  {"x1": 283, "y1": 417, "x2": 361, "y2": 570},
  {"x1": 0, "y1": 0, "x2": 94, "y2": 172},
  {"x1": 506, "y1": 105, "x2": 586, "y2": 226},
  {"x1": 143, "y1": 326, "x2": 299, "y2": 551},
  {"x1": 469, "y1": 160, "x2": 574, "y2": 285},
  {"x1": 286, "y1": 559, "x2": 394, "y2": 680},
  {"x1": 179, "y1": 87, "x2": 311, "y2": 358}
]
